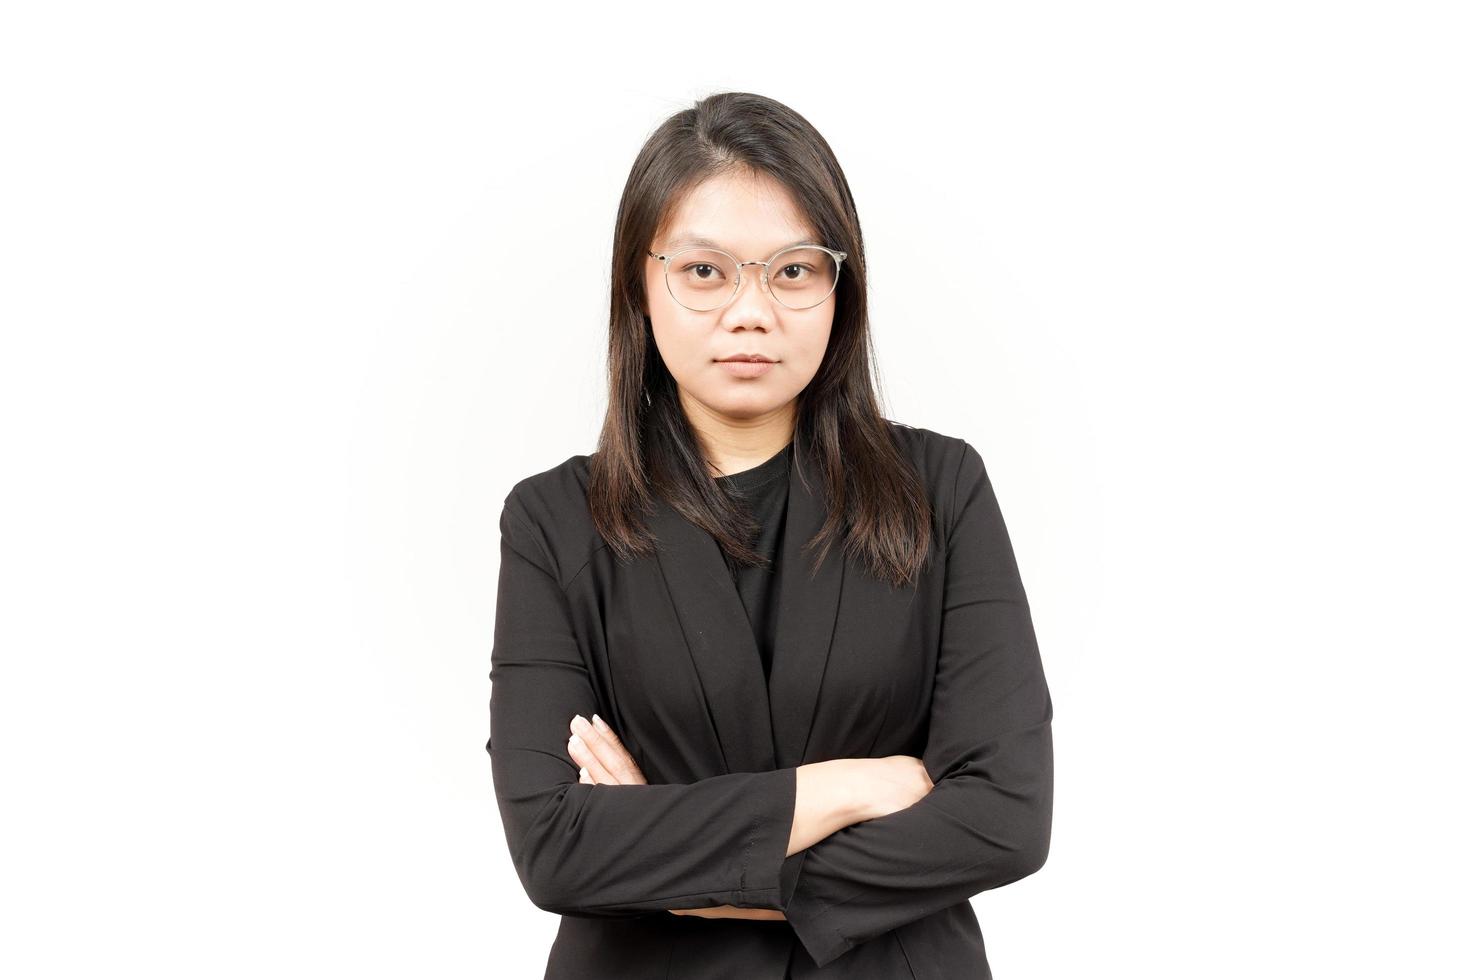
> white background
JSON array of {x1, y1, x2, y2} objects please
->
[{"x1": 3, "y1": 2, "x2": 1466, "y2": 977}]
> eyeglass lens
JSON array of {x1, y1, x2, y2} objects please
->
[{"x1": 665, "y1": 247, "x2": 839, "y2": 311}]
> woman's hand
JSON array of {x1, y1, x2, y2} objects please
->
[
  {"x1": 857, "y1": 754, "x2": 935, "y2": 821},
  {"x1": 567, "y1": 713, "x2": 647, "y2": 785}
]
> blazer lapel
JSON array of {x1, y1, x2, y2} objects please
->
[
  {"x1": 766, "y1": 439, "x2": 845, "y2": 769},
  {"x1": 648, "y1": 436, "x2": 846, "y2": 775},
  {"x1": 648, "y1": 491, "x2": 778, "y2": 774}
]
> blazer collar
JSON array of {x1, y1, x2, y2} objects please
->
[{"x1": 646, "y1": 435, "x2": 845, "y2": 773}]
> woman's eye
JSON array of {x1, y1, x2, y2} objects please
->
[{"x1": 684, "y1": 264, "x2": 723, "y2": 280}]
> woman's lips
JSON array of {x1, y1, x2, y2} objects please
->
[{"x1": 716, "y1": 359, "x2": 776, "y2": 378}]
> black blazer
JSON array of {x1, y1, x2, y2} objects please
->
[{"x1": 488, "y1": 421, "x2": 1054, "y2": 978}]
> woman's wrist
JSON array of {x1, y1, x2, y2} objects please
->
[
  {"x1": 823, "y1": 757, "x2": 878, "y2": 824},
  {"x1": 791, "y1": 758, "x2": 874, "y2": 854}
]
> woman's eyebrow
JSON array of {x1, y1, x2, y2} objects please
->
[{"x1": 664, "y1": 233, "x2": 821, "y2": 252}]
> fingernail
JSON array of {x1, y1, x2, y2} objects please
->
[
  {"x1": 579, "y1": 767, "x2": 589, "y2": 780},
  {"x1": 570, "y1": 715, "x2": 590, "y2": 734},
  {"x1": 569, "y1": 733, "x2": 583, "y2": 749},
  {"x1": 592, "y1": 713, "x2": 610, "y2": 733}
]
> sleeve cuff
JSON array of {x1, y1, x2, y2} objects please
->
[
  {"x1": 778, "y1": 847, "x2": 806, "y2": 907},
  {"x1": 736, "y1": 768, "x2": 857, "y2": 969},
  {"x1": 779, "y1": 847, "x2": 857, "y2": 966},
  {"x1": 785, "y1": 901, "x2": 854, "y2": 969},
  {"x1": 733, "y1": 766, "x2": 799, "y2": 907}
]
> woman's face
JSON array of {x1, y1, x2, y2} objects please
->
[{"x1": 644, "y1": 170, "x2": 836, "y2": 426}]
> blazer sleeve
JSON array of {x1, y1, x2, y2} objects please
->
[
  {"x1": 774, "y1": 442, "x2": 1055, "y2": 968},
  {"x1": 487, "y1": 490, "x2": 800, "y2": 918}
]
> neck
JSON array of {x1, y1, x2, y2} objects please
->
[{"x1": 679, "y1": 390, "x2": 796, "y2": 478}]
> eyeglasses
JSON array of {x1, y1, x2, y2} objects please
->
[{"x1": 646, "y1": 243, "x2": 848, "y2": 312}]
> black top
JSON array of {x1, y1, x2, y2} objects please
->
[{"x1": 713, "y1": 440, "x2": 793, "y2": 681}]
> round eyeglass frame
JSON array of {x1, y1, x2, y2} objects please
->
[{"x1": 646, "y1": 243, "x2": 849, "y2": 312}]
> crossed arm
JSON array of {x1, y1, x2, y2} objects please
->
[
  {"x1": 563, "y1": 711, "x2": 932, "y2": 921},
  {"x1": 569, "y1": 709, "x2": 780, "y2": 920}
]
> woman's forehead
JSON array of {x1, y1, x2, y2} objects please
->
[{"x1": 656, "y1": 173, "x2": 818, "y2": 252}]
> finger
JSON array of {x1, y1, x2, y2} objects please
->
[
  {"x1": 568, "y1": 734, "x2": 615, "y2": 784},
  {"x1": 593, "y1": 715, "x2": 647, "y2": 783},
  {"x1": 578, "y1": 766, "x2": 592, "y2": 784},
  {"x1": 580, "y1": 714, "x2": 648, "y2": 785},
  {"x1": 569, "y1": 732, "x2": 617, "y2": 784},
  {"x1": 591, "y1": 714, "x2": 626, "y2": 750},
  {"x1": 571, "y1": 715, "x2": 644, "y2": 785},
  {"x1": 567, "y1": 713, "x2": 620, "y2": 784}
]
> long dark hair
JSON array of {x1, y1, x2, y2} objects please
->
[{"x1": 588, "y1": 91, "x2": 932, "y2": 589}]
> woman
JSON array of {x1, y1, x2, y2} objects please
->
[{"x1": 488, "y1": 91, "x2": 1054, "y2": 978}]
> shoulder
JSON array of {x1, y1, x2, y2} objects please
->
[
  {"x1": 503, "y1": 451, "x2": 594, "y2": 526},
  {"x1": 500, "y1": 452, "x2": 600, "y2": 589},
  {"x1": 882, "y1": 418, "x2": 989, "y2": 531},
  {"x1": 883, "y1": 418, "x2": 970, "y2": 470}
]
